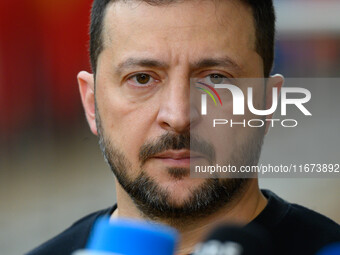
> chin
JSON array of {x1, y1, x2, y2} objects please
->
[{"x1": 156, "y1": 176, "x2": 206, "y2": 206}]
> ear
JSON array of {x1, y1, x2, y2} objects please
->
[
  {"x1": 78, "y1": 71, "x2": 98, "y2": 136},
  {"x1": 264, "y1": 74, "x2": 284, "y2": 135}
]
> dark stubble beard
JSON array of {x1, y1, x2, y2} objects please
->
[{"x1": 95, "y1": 106, "x2": 265, "y2": 224}]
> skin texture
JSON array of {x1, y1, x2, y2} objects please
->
[{"x1": 78, "y1": 0, "x2": 283, "y2": 254}]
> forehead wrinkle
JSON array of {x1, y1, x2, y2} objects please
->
[
  {"x1": 102, "y1": 1, "x2": 121, "y2": 53},
  {"x1": 99, "y1": 0, "x2": 260, "y2": 77},
  {"x1": 235, "y1": 2, "x2": 256, "y2": 51},
  {"x1": 213, "y1": 0, "x2": 256, "y2": 52},
  {"x1": 103, "y1": 0, "x2": 256, "y2": 46}
]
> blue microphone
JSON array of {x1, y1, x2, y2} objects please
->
[
  {"x1": 316, "y1": 243, "x2": 340, "y2": 255},
  {"x1": 73, "y1": 217, "x2": 178, "y2": 255}
]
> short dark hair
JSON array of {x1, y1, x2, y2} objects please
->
[{"x1": 89, "y1": 0, "x2": 276, "y2": 77}]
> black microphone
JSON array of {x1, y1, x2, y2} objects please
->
[{"x1": 193, "y1": 223, "x2": 272, "y2": 255}]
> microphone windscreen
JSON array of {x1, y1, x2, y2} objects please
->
[
  {"x1": 316, "y1": 243, "x2": 340, "y2": 255},
  {"x1": 193, "y1": 223, "x2": 272, "y2": 255},
  {"x1": 76, "y1": 217, "x2": 178, "y2": 255}
]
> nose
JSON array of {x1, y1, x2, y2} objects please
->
[{"x1": 156, "y1": 78, "x2": 199, "y2": 133}]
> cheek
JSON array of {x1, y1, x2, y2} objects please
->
[
  {"x1": 241, "y1": 81, "x2": 266, "y2": 118},
  {"x1": 197, "y1": 88, "x2": 264, "y2": 163},
  {"x1": 96, "y1": 84, "x2": 160, "y2": 165}
]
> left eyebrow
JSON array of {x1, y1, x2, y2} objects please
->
[{"x1": 192, "y1": 57, "x2": 242, "y2": 73}]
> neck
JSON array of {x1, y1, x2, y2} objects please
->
[{"x1": 112, "y1": 179, "x2": 267, "y2": 255}]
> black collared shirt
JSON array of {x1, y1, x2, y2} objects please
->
[{"x1": 26, "y1": 190, "x2": 340, "y2": 255}]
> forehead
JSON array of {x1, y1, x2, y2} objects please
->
[{"x1": 101, "y1": 0, "x2": 257, "y2": 71}]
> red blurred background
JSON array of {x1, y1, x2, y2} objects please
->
[{"x1": 0, "y1": 0, "x2": 92, "y2": 139}]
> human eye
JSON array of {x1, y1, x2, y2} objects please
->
[
  {"x1": 127, "y1": 73, "x2": 158, "y2": 88},
  {"x1": 200, "y1": 73, "x2": 231, "y2": 86}
]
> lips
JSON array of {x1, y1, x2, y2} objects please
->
[
  {"x1": 150, "y1": 150, "x2": 205, "y2": 169},
  {"x1": 153, "y1": 150, "x2": 203, "y2": 160}
]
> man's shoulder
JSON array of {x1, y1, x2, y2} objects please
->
[
  {"x1": 260, "y1": 190, "x2": 340, "y2": 253},
  {"x1": 286, "y1": 202, "x2": 340, "y2": 240},
  {"x1": 26, "y1": 206, "x2": 115, "y2": 255}
]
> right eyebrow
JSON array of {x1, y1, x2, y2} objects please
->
[{"x1": 115, "y1": 58, "x2": 169, "y2": 75}]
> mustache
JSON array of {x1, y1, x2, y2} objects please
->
[{"x1": 139, "y1": 132, "x2": 216, "y2": 166}]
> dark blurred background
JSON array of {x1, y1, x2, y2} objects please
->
[{"x1": 0, "y1": 0, "x2": 339, "y2": 254}]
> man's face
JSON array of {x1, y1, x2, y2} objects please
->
[{"x1": 91, "y1": 0, "x2": 265, "y2": 219}]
